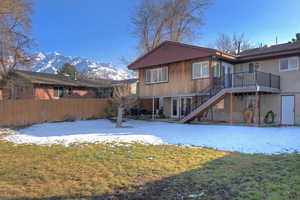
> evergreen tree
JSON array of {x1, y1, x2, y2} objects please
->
[{"x1": 57, "y1": 63, "x2": 77, "y2": 78}]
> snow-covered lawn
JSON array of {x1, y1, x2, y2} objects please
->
[{"x1": 2, "y1": 119, "x2": 300, "y2": 154}]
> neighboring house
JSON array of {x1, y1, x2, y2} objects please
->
[
  {"x1": 128, "y1": 39, "x2": 300, "y2": 125},
  {"x1": 0, "y1": 70, "x2": 137, "y2": 100}
]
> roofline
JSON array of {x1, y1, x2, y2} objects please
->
[
  {"x1": 127, "y1": 41, "x2": 300, "y2": 70},
  {"x1": 127, "y1": 40, "x2": 236, "y2": 70},
  {"x1": 237, "y1": 48, "x2": 300, "y2": 63},
  {"x1": 128, "y1": 41, "x2": 239, "y2": 70}
]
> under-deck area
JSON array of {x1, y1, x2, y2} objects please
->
[{"x1": 138, "y1": 71, "x2": 281, "y2": 126}]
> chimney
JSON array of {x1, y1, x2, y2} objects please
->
[{"x1": 74, "y1": 72, "x2": 77, "y2": 80}]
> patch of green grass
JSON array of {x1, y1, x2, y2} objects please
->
[{"x1": 0, "y1": 140, "x2": 299, "y2": 200}]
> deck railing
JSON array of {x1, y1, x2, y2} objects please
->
[
  {"x1": 182, "y1": 71, "x2": 280, "y2": 119},
  {"x1": 214, "y1": 71, "x2": 280, "y2": 90}
]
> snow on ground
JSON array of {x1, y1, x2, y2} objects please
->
[{"x1": 2, "y1": 119, "x2": 300, "y2": 154}]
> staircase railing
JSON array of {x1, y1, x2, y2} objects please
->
[{"x1": 182, "y1": 71, "x2": 280, "y2": 119}]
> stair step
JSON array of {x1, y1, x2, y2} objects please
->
[{"x1": 180, "y1": 89, "x2": 227, "y2": 123}]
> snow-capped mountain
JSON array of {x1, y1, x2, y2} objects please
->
[{"x1": 31, "y1": 52, "x2": 136, "y2": 80}]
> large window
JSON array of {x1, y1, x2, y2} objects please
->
[
  {"x1": 279, "y1": 57, "x2": 299, "y2": 72},
  {"x1": 192, "y1": 61, "x2": 209, "y2": 79},
  {"x1": 53, "y1": 87, "x2": 64, "y2": 98},
  {"x1": 145, "y1": 67, "x2": 168, "y2": 83}
]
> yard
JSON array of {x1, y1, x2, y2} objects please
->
[
  {"x1": 3, "y1": 119, "x2": 300, "y2": 154},
  {"x1": 0, "y1": 120, "x2": 300, "y2": 199}
]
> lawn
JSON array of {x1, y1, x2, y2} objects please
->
[{"x1": 0, "y1": 134, "x2": 300, "y2": 200}]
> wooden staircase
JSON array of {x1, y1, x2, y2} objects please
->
[
  {"x1": 180, "y1": 72, "x2": 281, "y2": 123},
  {"x1": 180, "y1": 89, "x2": 227, "y2": 123},
  {"x1": 180, "y1": 76, "x2": 228, "y2": 123}
]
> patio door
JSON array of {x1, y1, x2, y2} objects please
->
[
  {"x1": 181, "y1": 97, "x2": 192, "y2": 116},
  {"x1": 281, "y1": 96, "x2": 295, "y2": 125},
  {"x1": 171, "y1": 98, "x2": 179, "y2": 118},
  {"x1": 223, "y1": 63, "x2": 233, "y2": 88}
]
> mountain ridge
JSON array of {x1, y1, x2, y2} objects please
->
[{"x1": 31, "y1": 52, "x2": 135, "y2": 80}]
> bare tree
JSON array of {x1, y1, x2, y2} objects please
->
[
  {"x1": 215, "y1": 33, "x2": 252, "y2": 55},
  {"x1": 112, "y1": 84, "x2": 137, "y2": 128},
  {"x1": 0, "y1": 0, "x2": 34, "y2": 99},
  {"x1": 131, "y1": 0, "x2": 210, "y2": 54}
]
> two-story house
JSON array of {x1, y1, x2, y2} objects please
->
[{"x1": 128, "y1": 40, "x2": 300, "y2": 125}]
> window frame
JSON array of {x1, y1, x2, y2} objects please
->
[
  {"x1": 53, "y1": 87, "x2": 64, "y2": 98},
  {"x1": 145, "y1": 66, "x2": 168, "y2": 84},
  {"x1": 67, "y1": 87, "x2": 73, "y2": 96},
  {"x1": 279, "y1": 57, "x2": 299, "y2": 72},
  {"x1": 192, "y1": 61, "x2": 210, "y2": 79},
  {"x1": 213, "y1": 61, "x2": 221, "y2": 78}
]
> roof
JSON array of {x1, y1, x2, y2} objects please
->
[
  {"x1": 128, "y1": 41, "x2": 235, "y2": 70},
  {"x1": 239, "y1": 41, "x2": 300, "y2": 57},
  {"x1": 12, "y1": 70, "x2": 113, "y2": 88},
  {"x1": 127, "y1": 40, "x2": 300, "y2": 70}
]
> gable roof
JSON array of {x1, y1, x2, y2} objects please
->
[
  {"x1": 128, "y1": 40, "x2": 300, "y2": 70},
  {"x1": 12, "y1": 70, "x2": 113, "y2": 88},
  {"x1": 128, "y1": 41, "x2": 235, "y2": 70}
]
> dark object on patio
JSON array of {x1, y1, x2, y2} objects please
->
[{"x1": 264, "y1": 111, "x2": 275, "y2": 124}]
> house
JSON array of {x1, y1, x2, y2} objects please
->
[
  {"x1": 0, "y1": 70, "x2": 137, "y2": 100},
  {"x1": 128, "y1": 39, "x2": 300, "y2": 125}
]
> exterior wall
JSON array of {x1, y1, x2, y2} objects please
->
[
  {"x1": 34, "y1": 85, "x2": 97, "y2": 100},
  {"x1": 0, "y1": 78, "x2": 35, "y2": 100},
  {"x1": 138, "y1": 57, "x2": 213, "y2": 97},
  {"x1": 235, "y1": 55, "x2": 300, "y2": 124},
  {"x1": 210, "y1": 94, "x2": 283, "y2": 125}
]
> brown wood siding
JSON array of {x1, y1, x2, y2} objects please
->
[
  {"x1": 0, "y1": 99, "x2": 108, "y2": 126},
  {"x1": 138, "y1": 57, "x2": 212, "y2": 97}
]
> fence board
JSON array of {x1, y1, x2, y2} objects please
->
[{"x1": 0, "y1": 98, "x2": 108, "y2": 126}]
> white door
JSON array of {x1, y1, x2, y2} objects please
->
[
  {"x1": 281, "y1": 96, "x2": 295, "y2": 125},
  {"x1": 171, "y1": 98, "x2": 179, "y2": 118}
]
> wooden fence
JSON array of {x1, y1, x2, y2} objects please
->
[{"x1": 0, "y1": 98, "x2": 109, "y2": 126}]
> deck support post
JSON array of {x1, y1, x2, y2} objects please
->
[
  {"x1": 255, "y1": 91, "x2": 261, "y2": 126},
  {"x1": 179, "y1": 96, "x2": 182, "y2": 120},
  {"x1": 152, "y1": 97, "x2": 155, "y2": 120},
  {"x1": 230, "y1": 93, "x2": 233, "y2": 125}
]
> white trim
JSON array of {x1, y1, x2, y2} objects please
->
[
  {"x1": 192, "y1": 61, "x2": 209, "y2": 79},
  {"x1": 279, "y1": 56, "x2": 299, "y2": 72},
  {"x1": 171, "y1": 97, "x2": 180, "y2": 118},
  {"x1": 145, "y1": 66, "x2": 168, "y2": 84}
]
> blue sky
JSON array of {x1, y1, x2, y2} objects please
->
[{"x1": 33, "y1": 0, "x2": 300, "y2": 66}]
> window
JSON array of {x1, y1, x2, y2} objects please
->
[
  {"x1": 96, "y1": 88, "x2": 113, "y2": 98},
  {"x1": 192, "y1": 61, "x2": 209, "y2": 79},
  {"x1": 248, "y1": 63, "x2": 260, "y2": 73},
  {"x1": 279, "y1": 57, "x2": 299, "y2": 72},
  {"x1": 145, "y1": 67, "x2": 168, "y2": 83},
  {"x1": 53, "y1": 87, "x2": 64, "y2": 98},
  {"x1": 214, "y1": 62, "x2": 221, "y2": 78},
  {"x1": 67, "y1": 88, "x2": 73, "y2": 96}
]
